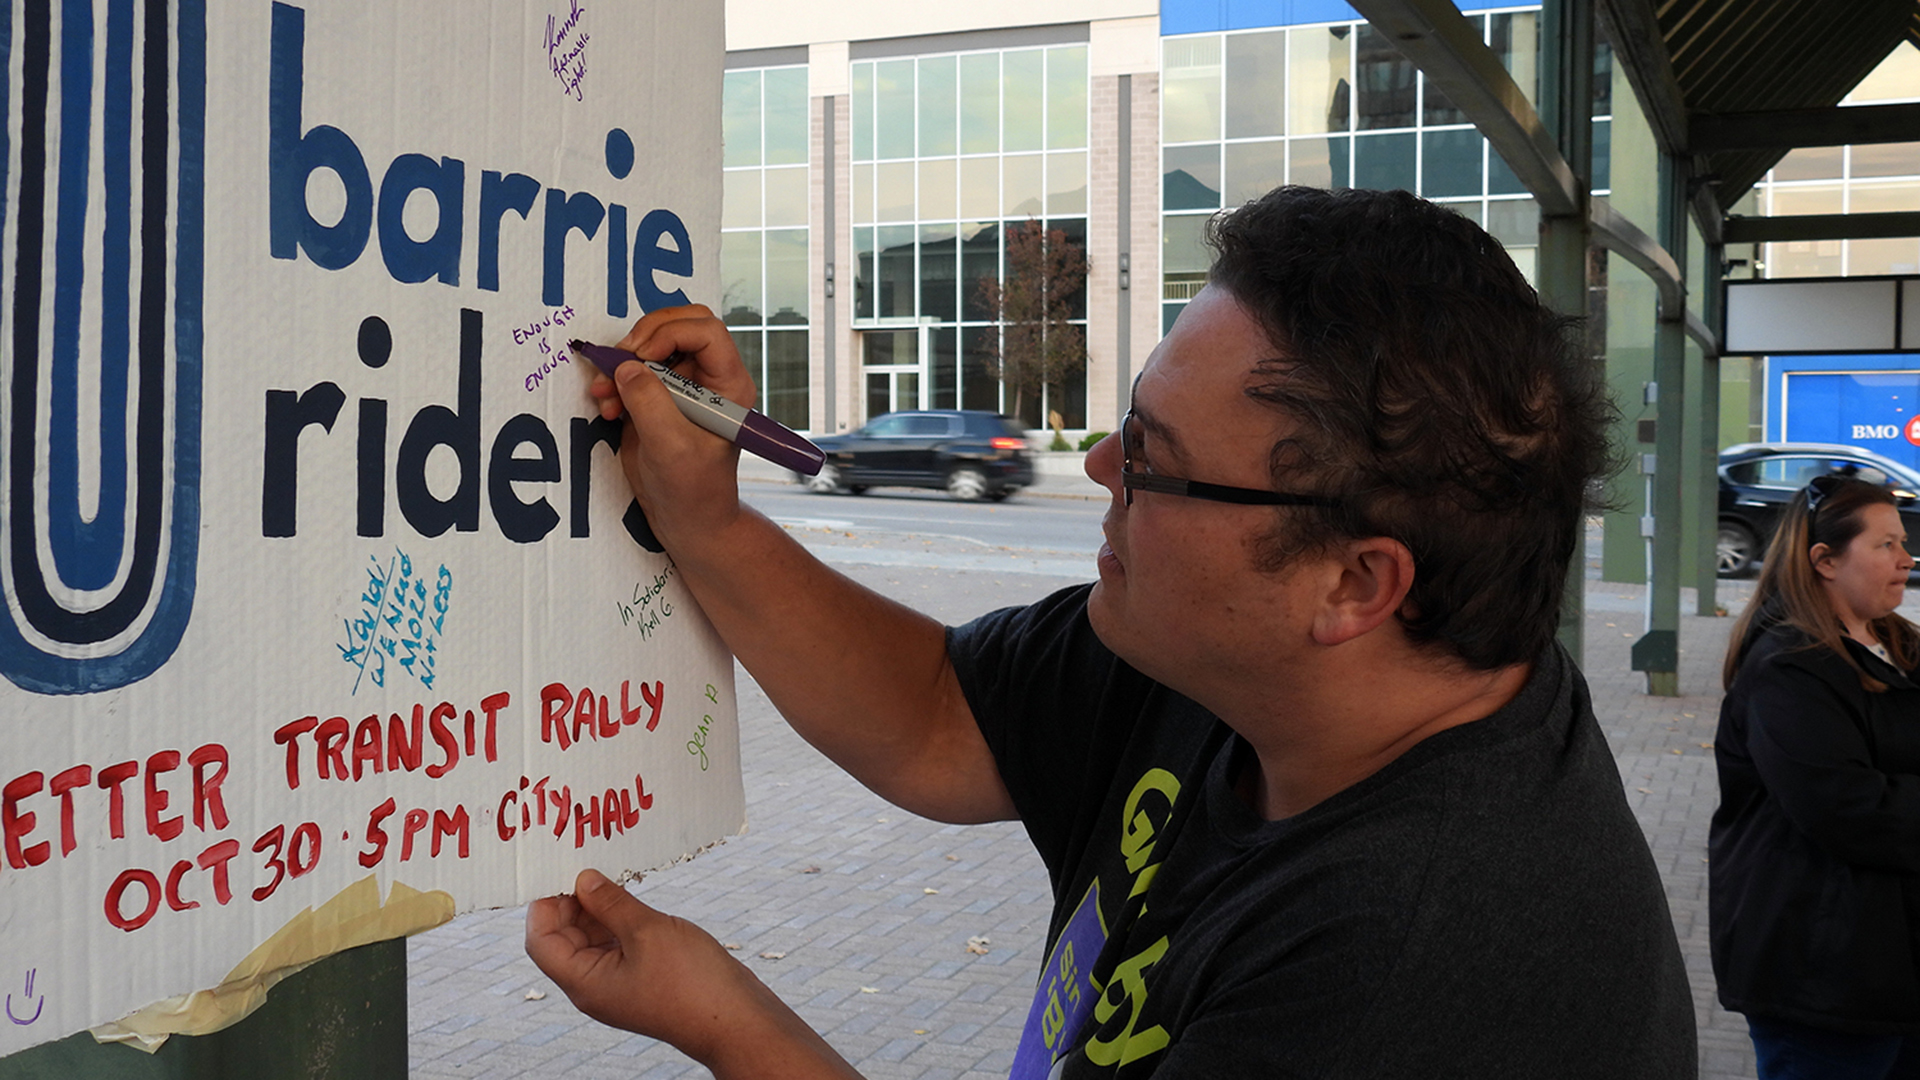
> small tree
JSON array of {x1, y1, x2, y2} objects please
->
[{"x1": 973, "y1": 219, "x2": 1089, "y2": 423}]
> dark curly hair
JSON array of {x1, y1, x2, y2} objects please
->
[{"x1": 1206, "y1": 186, "x2": 1619, "y2": 670}]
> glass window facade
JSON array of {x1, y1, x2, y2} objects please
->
[
  {"x1": 721, "y1": 66, "x2": 811, "y2": 429},
  {"x1": 1756, "y1": 43, "x2": 1920, "y2": 278},
  {"x1": 851, "y1": 44, "x2": 1090, "y2": 429},
  {"x1": 1159, "y1": 16, "x2": 1614, "y2": 329}
]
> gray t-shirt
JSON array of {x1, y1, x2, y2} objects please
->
[{"x1": 948, "y1": 584, "x2": 1695, "y2": 1078}]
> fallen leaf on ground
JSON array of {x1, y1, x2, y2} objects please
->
[
  {"x1": 923, "y1": 888, "x2": 939, "y2": 894},
  {"x1": 1637, "y1": 788, "x2": 1651, "y2": 794},
  {"x1": 966, "y1": 936, "x2": 991, "y2": 955},
  {"x1": 860, "y1": 987, "x2": 879, "y2": 994},
  {"x1": 723, "y1": 942, "x2": 742, "y2": 951},
  {"x1": 799, "y1": 866, "x2": 822, "y2": 874},
  {"x1": 524, "y1": 990, "x2": 546, "y2": 1001},
  {"x1": 945, "y1": 855, "x2": 959, "y2": 861},
  {"x1": 759, "y1": 951, "x2": 787, "y2": 960}
]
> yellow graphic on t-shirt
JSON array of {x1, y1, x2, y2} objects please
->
[
  {"x1": 1041, "y1": 938, "x2": 1081, "y2": 1049},
  {"x1": 1079, "y1": 769, "x2": 1182, "y2": 1070},
  {"x1": 1120, "y1": 768, "x2": 1180, "y2": 901},
  {"x1": 1084, "y1": 935, "x2": 1171, "y2": 1067}
]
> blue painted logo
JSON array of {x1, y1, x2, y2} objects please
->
[{"x1": 0, "y1": 0, "x2": 204, "y2": 694}]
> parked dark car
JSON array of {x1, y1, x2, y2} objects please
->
[
  {"x1": 797, "y1": 410, "x2": 1035, "y2": 501},
  {"x1": 1717, "y1": 442, "x2": 1920, "y2": 577}
]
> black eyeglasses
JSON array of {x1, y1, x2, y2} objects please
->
[{"x1": 1120, "y1": 408, "x2": 1342, "y2": 510}]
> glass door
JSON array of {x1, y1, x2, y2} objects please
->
[{"x1": 860, "y1": 326, "x2": 930, "y2": 419}]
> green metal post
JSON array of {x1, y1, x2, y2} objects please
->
[
  {"x1": 0, "y1": 938, "x2": 407, "y2": 1080},
  {"x1": 1636, "y1": 154, "x2": 1688, "y2": 696},
  {"x1": 1695, "y1": 237, "x2": 1725, "y2": 616},
  {"x1": 1540, "y1": 0, "x2": 1595, "y2": 664}
]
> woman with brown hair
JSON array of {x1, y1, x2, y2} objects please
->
[{"x1": 1713, "y1": 474, "x2": 1920, "y2": 1077}]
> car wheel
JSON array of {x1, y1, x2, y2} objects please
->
[
  {"x1": 946, "y1": 467, "x2": 988, "y2": 501},
  {"x1": 803, "y1": 464, "x2": 843, "y2": 494},
  {"x1": 1717, "y1": 521, "x2": 1758, "y2": 578},
  {"x1": 848, "y1": 485, "x2": 868, "y2": 495},
  {"x1": 985, "y1": 488, "x2": 1011, "y2": 502}
]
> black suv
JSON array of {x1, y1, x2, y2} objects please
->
[
  {"x1": 1717, "y1": 442, "x2": 1920, "y2": 577},
  {"x1": 797, "y1": 410, "x2": 1035, "y2": 501}
]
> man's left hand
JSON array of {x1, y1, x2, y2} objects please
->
[{"x1": 525, "y1": 868, "x2": 863, "y2": 1079}]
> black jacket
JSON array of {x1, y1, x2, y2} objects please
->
[{"x1": 1710, "y1": 619, "x2": 1920, "y2": 1033}]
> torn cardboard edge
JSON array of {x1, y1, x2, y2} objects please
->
[
  {"x1": 89, "y1": 876, "x2": 455, "y2": 1053},
  {"x1": 83, "y1": 823, "x2": 746, "y2": 1054}
]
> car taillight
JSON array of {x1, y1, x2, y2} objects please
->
[{"x1": 990, "y1": 437, "x2": 1025, "y2": 450}]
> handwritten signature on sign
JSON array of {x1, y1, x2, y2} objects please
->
[
  {"x1": 338, "y1": 548, "x2": 453, "y2": 694},
  {"x1": 546, "y1": 0, "x2": 588, "y2": 102},
  {"x1": 687, "y1": 683, "x2": 721, "y2": 771},
  {"x1": 618, "y1": 565, "x2": 679, "y2": 640},
  {"x1": 6, "y1": 969, "x2": 42, "y2": 1026}
]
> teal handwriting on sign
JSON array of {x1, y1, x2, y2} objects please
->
[{"x1": 338, "y1": 548, "x2": 452, "y2": 694}]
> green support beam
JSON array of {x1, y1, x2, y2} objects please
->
[
  {"x1": 1695, "y1": 234, "x2": 1724, "y2": 617},
  {"x1": 1723, "y1": 210, "x2": 1920, "y2": 243},
  {"x1": 1636, "y1": 155, "x2": 1690, "y2": 696},
  {"x1": 1345, "y1": 0, "x2": 1581, "y2": 216},
  {"x1": 0, "y1": 938, "x2": 406, "y2": 1080},
  {"x1": 1692, "y1": 102, "x2": 1920, "y2": 151},
  {"x1": 1539, "y1": 0, "x2": 1595, "y2": 662},
  {"x1": 1591, "y1": 199, "x2": 1717, "y2": 356}
]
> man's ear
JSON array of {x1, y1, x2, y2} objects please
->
[{"x1": 1310, "y1": 538, "x2": 1416, "y2": 647}]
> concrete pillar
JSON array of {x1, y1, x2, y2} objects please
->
[
  {"x1": 1086, "y1": 72, "x2": 1124, "y2": 429},
  {"x1": 809, "y1": 42, "x2": 855, "y2": 434}
]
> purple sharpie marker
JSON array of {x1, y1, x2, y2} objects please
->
[{"x1": 569, "y1": 339, "x2": 826, "y2": 477}]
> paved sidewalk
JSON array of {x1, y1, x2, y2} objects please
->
[
  {"x1": 1584, "y1": 578, "x2": 1756, "y2": 1080},
  {"x1": 408, "y1": 538, "x2": 1799, "y2": 1079}
]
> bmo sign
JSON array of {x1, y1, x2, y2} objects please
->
[
  {"x1": 1850, "y1": 415, "x2": 1920, "y2": 447},
  {"x1": 1850, "y1": 422, "x2": 1915, "y2": 443},
  {"x1": 1779, "y1": 369, "x2": 1920, "y2": 470}
]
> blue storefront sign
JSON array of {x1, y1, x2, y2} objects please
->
[{"x1": 1768, "y1": 356, "x2": 1920, "y2": 472}]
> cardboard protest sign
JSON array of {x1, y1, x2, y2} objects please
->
[{"x1": 0, "y1": 0, "x2": 738, "y2": 1053}]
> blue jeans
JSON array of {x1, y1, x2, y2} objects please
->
[{"x1": 1750, "y1": 1016, "x2": 1920, "y2": 1080}]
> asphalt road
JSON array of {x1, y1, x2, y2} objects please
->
[{"x1": 740, "y1": 480, "x2": 1107, "y2": 582}]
